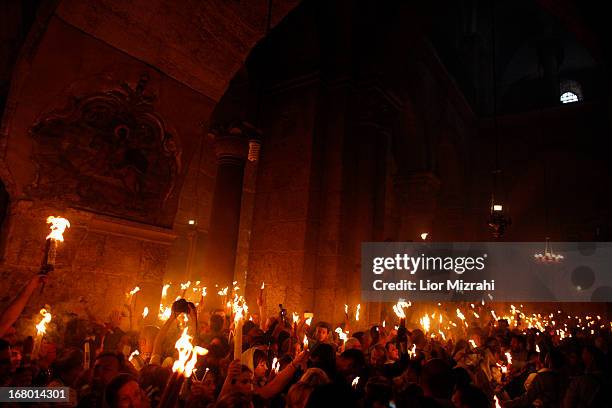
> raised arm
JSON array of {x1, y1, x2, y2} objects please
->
[
  {"x1": 255, "y1": 351, "x2": 309, "y2": 400},
  {"x1": 149, "y1": 313, "x2": 177, "y2": 365},
  {"x1": 0, "y1": 274, "x2": 45, "y2": 337}
]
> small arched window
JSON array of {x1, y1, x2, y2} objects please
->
[{"x1": 560, "y1": 80, "x2": 583, "y2": 104}]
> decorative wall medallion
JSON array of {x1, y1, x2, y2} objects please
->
[{"x1": 29, "y1": 73, "x2": 180, "y2": 225}]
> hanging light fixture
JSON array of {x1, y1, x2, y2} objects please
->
[
  {"x1": 534, "y1": 238, "x2": 564, "y2": 263},
  {"x1": 486, "y1": 0, "x2": 511, "y2": 238}
]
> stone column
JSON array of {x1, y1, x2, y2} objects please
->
[{"x1": 204, "y1": 122, "x2": 259, "y2": 288}]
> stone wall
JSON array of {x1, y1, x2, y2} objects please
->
[{"x1": 0, "y1": 16, "x2": 215, "y2": 325}]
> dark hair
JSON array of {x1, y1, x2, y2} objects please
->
[
  {"x1": 253, "y1": 349, "x2": 268, "y2": 369},
  {"x1": 105, "y1": 373, "x2": 138, "y2": 408},
  {"x1": 242, "y1": 320, "x2": 256, "y2": 336},
  {"x1": 365, "y1": 376, "x2": 392, "y2": 406},
  {"x1": 421, "y1": 358, "x2": 454, "y2": 400},
  {"x1": 310, "y1": 343, "x2": 337, "y2": 378},
  {"x1": 96, "y1": 352, "x2": 123, "y2": 368},
  {"x1": 315, "y1": 321, "x2": 331, "y2": 332},
  {"x1": 340, "y1": 348, "x2": 366, "y2": 371},
  {"x1": 452, "y1": 366, "x2": 472, "y2": 388},
  {"x1": 455, "y1": 385, "x2": 489, "y2": 408},
  {"x1": 214, "y1": 391, "x2": 253, "y2": 408}
]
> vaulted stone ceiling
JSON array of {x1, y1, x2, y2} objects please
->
[{"x1": 56, "y1": 0, "x2": 300, "y2": 101}]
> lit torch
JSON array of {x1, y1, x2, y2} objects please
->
[
  {"x1": 40, "y1": 216, "x2": 70, "y2": 293},
  {"x1": 33, "y1": 307, "x2": 52, "y2": 358},
  {"x1": 159, "y1": 327, "x2": 207, "y2": 408}
]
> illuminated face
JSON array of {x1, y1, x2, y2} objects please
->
[
  {"x1": 254, "y1": 359, "x2": 268, "y2": 379},
  {"x1": 234, "y1": 371, "x2": 254, "y2": 394},
  {"x1": 117, "y1": 380, "x2": 147, "y2": 408},
  {"x1": 315, "y1": 327, "x2": 329, "y2": 342},
  {"x1": 387, "y1": 343, "x2": 399, "y2": 360}
]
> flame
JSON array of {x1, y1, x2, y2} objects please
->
[
  {"x1": 420, "y1": 314, "x2": 431, "y2": 333},
  {"x1": 393, "y1": 300, "x2": 411, "y2": 319},
  {"x1": 505, "y1": 352, "x2": 512, "y2": 365},
  {"x1": 35, "y1": 308, "x2": 52, "y2": 336},
  {"x1": 261, "y1": 282, "x2": 265, "y2": 290},
  {"x1": 159, "y1": 304, "x2": 172, "y2": 321},
  {"x1": 344, "y1": 304, "x2": 348, "y2": 315},
  {"x1": 355, "y1": 304, "x2": 361, "y2": 321},
  {"x1": 408, "y1": 343, "x2": 416, "y2": 358},
  {"x1": 352, "y1": 377, "x2": 360, "y2": 388},
  {"x1": 218, "y1": 287, "x2": 228, "y2": 296},
  {"x1": 438, "y1": 330, "x2": 446, "y2": 340},
  {"x1": 303, "y1": 335, "x2": 309, "y2": 349},
  {"x1": 305, "y1": 316, "x2": 313, "y2": 326},
  {"x1": 536, "y1": 344, "x2": 540, "y2": 353},
  {"x1": 142, "y1": 307, "x2": 149, "y2": 318},
  {"x1": 272, "y1": 357, "x2": 280, "y2": 374},
  {"x1": 129, "y1": 286, "x2": 141, "y2": 296},
  {"x1": 233, "y1": 296, "x2": 248, "y2": 323},
  {"x1": 494, "y1": 395, "x2": 502, "y2": 408},
  {"x1": 129, "y1": 349, "x2": 140, "y2": 362},
  {"x1": 172, "y1": 328, "x2": 208, "y2": 377},
  {"x1": 46, "y1": 216, "x2": 71, "y2": 242},
  {"x1": 469, "y1": 339, "x2": 477, "y2": 349},
  {"x1": 292, "y1": 312, "x2": 300, "y2": 324},
  {"x1": 161, "y1": 284, "x2": 171, "y2": 298},
  {"x1": 180, "y1": 281, "x2": 191, "y2": 290},
  {"x1": 335, "y1": 327, "x2": 348, "y2": 344}
]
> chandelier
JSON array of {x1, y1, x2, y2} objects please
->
[{"x1": 534, "y1": 238, "x2": 564, "y2": 263}]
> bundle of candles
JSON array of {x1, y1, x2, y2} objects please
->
[{"x1": 158, "y1": 327, "x2": 208, "y2": 408}]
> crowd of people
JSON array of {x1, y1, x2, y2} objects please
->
[{"x1": 1, "y1": 274, "x2": 612, "y2": 407}]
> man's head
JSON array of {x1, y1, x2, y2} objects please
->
[
  {"x1": 315, "y1": 322, "x2": 330, "y2": 342},
  {"x1": 94, "y1": 352, "x2": 122, "y2": 386},
  {"x1": 385, "y1": 342, "x2": 399, "y2": 361},
  {"x1": 233, "y1": 365, "x2": 254, "y2": 394}
]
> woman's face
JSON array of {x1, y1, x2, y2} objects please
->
[
  {"x1": 117, "y1": 380, "x2": 148, "y2": 408},
  {"x1": 254, "y1": 359, "x2": 268, "y2": 379}
]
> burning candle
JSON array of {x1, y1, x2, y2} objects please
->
[
  {"x1": 159, "y1": 327, "x2": 207, "y2": 408},
  {"x1": 40, "y1": 216, "x2": 70, "y2": 293},
  {"x1": 33, "y1": 308, "x2": 52, "y2": 358},
  {"x1": 233, "y1": 301, "x2": 247, "y2": 359},
  {"x1": 127, "y1": 286, "x2": 140, "y2": 330},
  {"x1": 355, "y1": 304, "x2": 361, "y2": 322}
]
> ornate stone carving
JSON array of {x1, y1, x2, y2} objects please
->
[{"x1": 29, "y1": 73, "x2": 180, "y2": 225}]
